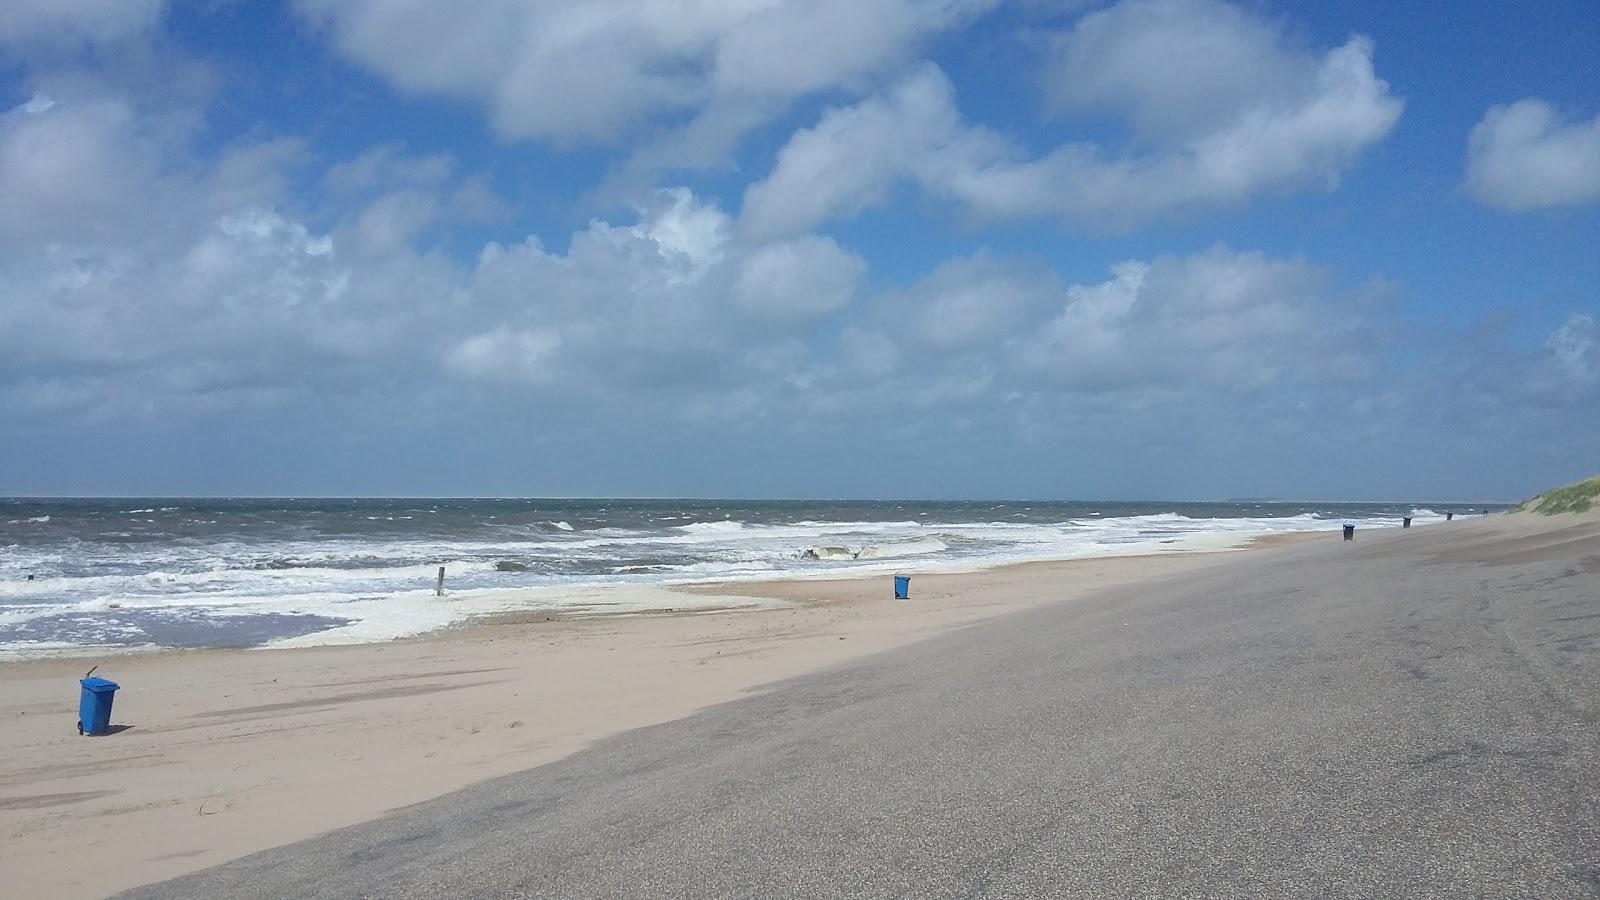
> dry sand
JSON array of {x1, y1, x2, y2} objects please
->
[{"x1": 0, "y1": 540, "x2": 1312, "y2": 899}]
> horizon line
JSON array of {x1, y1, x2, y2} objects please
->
[{"x1": 0, "y1": 494, "x2": 1521, "y2": 505}]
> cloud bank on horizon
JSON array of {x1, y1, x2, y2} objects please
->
[{"x1": 0, "y1": 0, "x2": 1595, "y2": 499}]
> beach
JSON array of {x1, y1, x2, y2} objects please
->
[
  {"x1": 6, "y1": 510, "x2": 1596, "y2": 897},
  {"x1": 3, "y1": 545, "x2": 1261, "y2": 897}
]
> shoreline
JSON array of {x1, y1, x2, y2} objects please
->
[
  {"x1": 0, "y1": 535, "x2": 1323, "y2": 898},
  {"x1": 0, "y1": 528, "x2": 1328, "y2": 663}
]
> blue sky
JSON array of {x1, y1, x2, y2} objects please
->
[{"x1": 0, "y1": 0, "x2": 1596, "y2": 500}]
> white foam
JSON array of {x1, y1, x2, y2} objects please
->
[
  {"x1": 0, "y1": 639, "x2": 164, "y2": 658},
  {"x1": 855, "y1": 538, "x2": 949, "y2": 559},
  {"x1": 676, "y1": 520, "x2": 747, "y2": 534},
  {"x1": 2, "y1": 507, "x2": 1439, "y2": 655},
  {"x1": 263, "y1": 583, "x2": 773, "y2": 649}
]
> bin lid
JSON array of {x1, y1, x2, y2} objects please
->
[{"x1": 80, "y1": 676, "x2": 119, "y2": 691}]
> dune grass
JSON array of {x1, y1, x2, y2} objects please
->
[{"x1": 1514, "y1": 474, "x2": 1600, "y2": 514}]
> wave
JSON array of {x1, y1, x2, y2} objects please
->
[
  {"x1": 856, "y1": 538, "x2": 949, "y2": 559},
  {"x1": 676, "y1": 520, "x2": 746, "y2": 534},
  {"x1": 802, "y1": 538, "x2": 951, "y2": 561},
  {"x1": 7, "y1": 516, "x2": 50, "y2": 524},
  {"x1": 799, "y1": 546, "x2": 857, "y2": 560},
  {"x1": 2, "y1": 503, "x2": 1446, "y2": 655}
]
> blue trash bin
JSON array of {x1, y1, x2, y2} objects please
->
[
  {"x1": 894, "y1": 575, "x2": 910, "y2": 600},
  {"x1": 78, "y1": 676, "x2": 119, "y2": 736}
]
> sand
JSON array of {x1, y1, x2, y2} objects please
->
[
  {"x1": 125, "y1": 507, "x2": 1599, "y2": 898},
  {"x1": 0, "y1": 541, "x2": 1300, "y2": 899}
]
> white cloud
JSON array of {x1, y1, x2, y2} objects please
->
[
  {"x1": 0, "y1": 102, "x2": 871, "y2": 422},
  {"x1": 793, "y1": 244, "x2": 1379, "y2": 438},
  {"x1": 1547, "y1": 314, "x2": 1599, "y2": 382},
  {"x1": 1025, "y1": 245, "x2": 1373, "y2": 391},
  {"x1": 444, "y1": 326, "x2": 563, "y2": 384},
  {"x1": 292, "y1": 0, "x2": 994, "y2": 159},
  {"x1": 803, "y1": 249, "x2": 1594, "y2": 470},
  {"x1": 347, "y1": 190, "x2": 441, "y2": 256},
  {"x1": 1, "y1": 0, "x2": 1591, "y2": 497},
  {"x1": 732, "y1": 236, "x2": 866, "y2": 325},
  {"x1": 0, "y1": 85, "x2": 1384, "y2": 432},
  {"x1": 879, "y1": 251, "x2": 1059, "y2": 352},
  {"x1": 740, "y1": 66, "x2": 995, "y2": 239},
  {"x1": 742, "y1": 0, "x2": 1401, "y2": 236},
  {"x1": 1041, "y1": 0, "x2": 1312, "y2": 140},
  {"x1": 1466, "y1": 99, "x2": 1600, "y2": 211},
  {"x1": 0, "y1": 93, "x2": 160, "y2": 244},
  {"x1": 1530, "y1": 314, "x2": 1600, "y2": 399},
  {"x1": 324, "y1": 143, "x2": 457, "y2": 193},
  {"x1": 0, "y1": 87, "x2": 455, "y2": 417},
  {"x1": 19, "y1": 93, "x2": 55, "y2": 113},
  {"x1": 2, "y1": 74, "x2": 1579, "y2": 492},
  {"x1": 0, "y1": 0, "x2": 165, "y2": 50},
  {"x1": 448, "y1": 189, "x2": 865, "y2": 396},
  {"x1": 320, "y1": 144, "x2": 512, "y2": 256}
]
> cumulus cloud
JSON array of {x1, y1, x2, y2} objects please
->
[
  {"x1": 1466, "y1": 99, "x2": 1600, "y2": 211},
  {"x1": 733, "y1": 236, "x2": 866, "y2": 325},
  {"x1": 0, "y1": 87, "x2": 459, "y2": 418},
  {"x1": 0, "y1": 86, "x2": 1380, "y2": 434},
  {"x1": 0, "y1": 0, "x2": 165, "y2": 50},
  {"x1": 740, "y1": 67, "x2": 994, "y2": 239},
  {"x1": 1041, "y1": 0, "x2": 1313, "y2": 140},
  {"x1": 0, "y1": 74, "x2": 1390, "y2": 430},
  {"x1": 742, "y1": 0, "x2": 1402, "y2": 237},
  {"x1": 1525, "y1": 314, "x2": 1600, "y2": 401},
  {"x1": 1, "y1": 74, "x2": 1582, "y2": 494},
  {"x1": 779, "y1": 244, "x2": 1385, "y2": 444},
  {"x1": 0, "y1": 95, "x2": 868, "y2": 422},
  {"x1": 1025, "y1": 246, "x2": 1374, "y2": 391},
  {"x1": 876, "y1": 251, "x2": 1060, "y2": 352},
  {"x1": 292, "y1": 0, "x2": 993, "y2": 160},
  {"x1": 445, "y1": 189, "x2": 866, "y2": 396},
  {"x1": 323, "y1": 143, "x2": 457, "y2": 193}
]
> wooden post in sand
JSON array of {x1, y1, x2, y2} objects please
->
[{"x1": 436, "y1": 566, "x2": 446, "y2": 597}]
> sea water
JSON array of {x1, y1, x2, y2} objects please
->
[{"x1": 0, "y1": 498, "x2": 1492, "y2": 655}]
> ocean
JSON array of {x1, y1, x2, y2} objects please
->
[{"x1": 0, "y1": 498, "x2": 1497, "y2": 656}]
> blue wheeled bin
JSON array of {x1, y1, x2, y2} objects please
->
[
  {"x1": 893, "y1": 575, "x2": 910, "y2": 600},
  {"x1": 78, "y1": 676, "x2": 119, "y2": 736}
]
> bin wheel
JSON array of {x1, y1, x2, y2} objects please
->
[{"x1": 77, "y1": 720, "x2": 85, "y2": 736}]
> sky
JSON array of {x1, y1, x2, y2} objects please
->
[{"x1": 0, "y1": 0, "x2": 1596, "y2": 501}]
